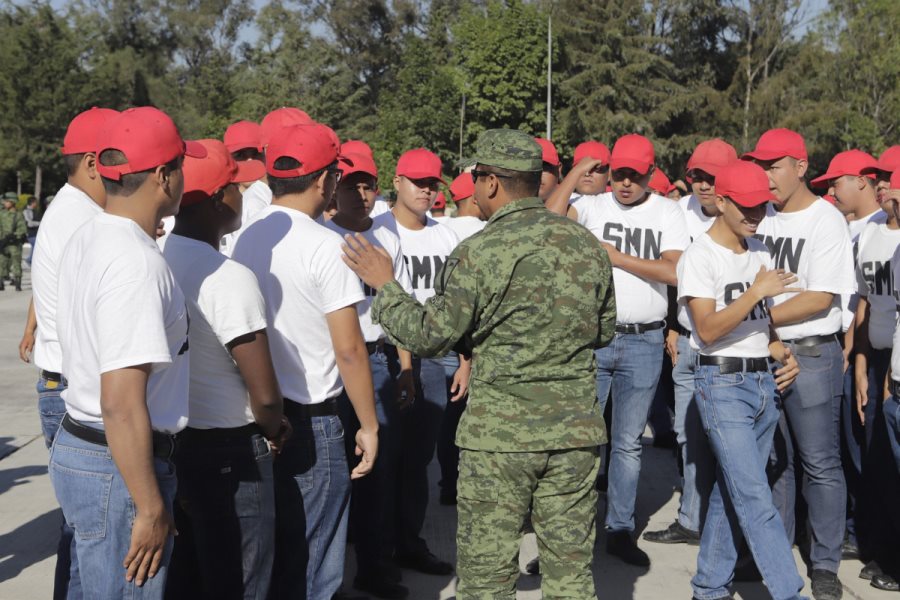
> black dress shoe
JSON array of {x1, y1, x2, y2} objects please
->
[
  {"x1": 860, "y1": 561, "x2": 883, "y2": 581},
  {"x1": 606, "y1": 531, "x2": 650, "y2": 567},
  {"x1": 810, "y1": 569, "x2": 843, "y2": 600},
  {"x1": 840, "y1": 538, "x2": 860, "y2": 560},
  {"x1": 524, "y1": 556, "x2": 540, "y2": 575},
  {"x1": 642, "y1": 521, "x2": 700, "y2": 545},
  {"x1": 394, "y1": 550, "x2": 453, "y2": 575},
  {"x1": 354, "y1": 574, "x2": 409, "y2": 599},
  {"x1": 872, "y1": 572, "x2": 900, "y2": 592}
]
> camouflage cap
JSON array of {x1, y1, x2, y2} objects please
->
[
  {"x1": 464, "y1": 129, "x2": 543, "y2": 172},
  {"x1": 2, "y1": 192, "x2": 17, "y2": 201}
]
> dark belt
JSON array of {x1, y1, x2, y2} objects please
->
[
  {"x1": 673, "y1": 323, "x2": 690, "y2": 337},
  {"x1": 616, "y1": 320, "x2": 666, "y2": 334},
  {"x1": 61, "y1": 414, "x2": 176, "y2": 459},
  {"x1": 282, "y1": 398, "x2": 339, "y2": 419},
  {"x1": 41, "y1": 370, "x2": 63, "y2": 383},
  {"x1": 698, "y1": 355, "x2": 770, "y2": 374},
  {"x1": 365, "y1": 340, "x2": 384, "y2": 355},
  {"x1": 784, "y1": 333, "x2": 840, "y2": 357},
  {"x1": 178, "y1": 423, "x2": 261, "y2": 443}
]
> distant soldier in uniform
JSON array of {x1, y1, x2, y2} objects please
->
[
  {"x1": 0, "y1": 192, "x2": 27, "y2": 291},
  {"x1": 341, "y1": 129, "x2": 616, "y2": 599}
]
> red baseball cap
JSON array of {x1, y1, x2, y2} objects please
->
[
  {"x1": 182, "y1": 139, "x2": 266, "y2": 206},
  {"x1": 742, "y1": 128, "x2": 807, "y2": 162},
  {"x1": 822, "y1": 194, "x2": 837, "y2": 205},
  {"x1": 449, "y1": 172, "x2": 475, "y2": 202},
  {"x1": 432, "y1": 192, "x2": 447, "y2": 210},
  {"x1": 260, "y1": 107, "x2": 313, "y2": 147},
  {"x1": 338, "y1": 151, "x2": 377, "y2": 179},
  {"x1": 396, "y1": 148, "x2": 445, "y2": 182},
  {"x1": 810, "y1": 149, "x2": 877, "y2": 185},
  {"x1": 686, "y1": 139, "x2": 738, "y2": 178},
  {"x1": 891, "y1": 170, "x2": 900, "y2": 190},
  {"x1": 573, "y1": 141, "x2": 611, "y2": 166},
  {"x1": 61, "y1": 107, "x2": 121, "y2": 155},
  {"x1": 96, "y1": 107, "x2": 206, "y2": 181},
  {"x1": 610, "y1": 134, "x2": 655, "y2": 174},
  {"x1": 535, "y1": 138, "x2": 560, "y2": 167},
  {"x1": 648, "y1": 168, "x2": 672, "y2": 195},
  {"x1": 862, "y1": 145, "x2": 900, "y2": 176},
  {"x1": 224, "y1": 120, "x2": 262, "y2": 153},
  {"x1": 266, "y1": 123, "x2": 340, "y2": 178},
  {"x1": 715, "y1": 161, "x2": 776, "y2": 207},
  {"x1": 341, "y1": 140, "x2": 374, "y2": 158}
]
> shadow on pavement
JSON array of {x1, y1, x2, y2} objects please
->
[
  {"x1": 0, "y1": 463, "x2": 47, "y2": 496},
  {"x1": 0, "y1": 436, "x2": 19, "y2": 460},
  {"x1": 0, "y1": 508, "x2": 61, "y2": 583}
]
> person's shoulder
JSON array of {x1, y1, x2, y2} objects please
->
[{"x1": 810, "y1": 198, "x2": 852, "y2": 233}]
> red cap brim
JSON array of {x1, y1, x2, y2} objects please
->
[
  {"x1": 729, "y1": 189, "x2": 775, "y2": 207},
  {"x1": 400, "y1": 170, "x2": 448, "y2": 184},
  {"x1": 741, "y1": 149, "x2": 790, "y2": 162},
  {"x1": 233, "y1": 159, "x2": 266, "y2": 184},
  {"x1": 609, "y1": 158, "x2": 652, "y2": 175}
]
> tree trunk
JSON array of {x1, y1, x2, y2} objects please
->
[{"x1": 34, "y1": 165, "x2": 42, "y2": 200}]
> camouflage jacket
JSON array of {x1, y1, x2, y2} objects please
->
[
  {"x1": 0, "y1": 209, "x2": 26, "y2": 244},
  {"x1": 372, "y1": 197, "x2": 616, "y2": 452}
]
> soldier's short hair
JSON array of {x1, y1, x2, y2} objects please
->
[
  {"x1": 268, "y1": 156, "x2": 330, "y2": 197},
  {"x1": 482, "y1": 165, "x2": 541, "y2": 198},
  {"x1": 99, "y1": 149, "x2": 181, "y2": 197}
]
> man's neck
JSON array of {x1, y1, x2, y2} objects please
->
[
  {"x1": 331, "y1": 211, "x2": 372, "y2": 232},
  {"x1": 171, "y1": 220, "x2": 220, "y2": 249},
  {"x1": 456, "y1": 200, "x2": 481, "y2": 219},
  {"x1": 392, "y1": 201, "x2": 426, "y2": 230},
  {"x1": 778, "y1": 184, "x2": 818, "y2": 213},
  {"x1": 707, "y1": 218, "x2": 746, "y2": 253},
  {"x1": 272, "y1": 194, "x2": 322, "y2": 220},
  {"x1": 67, "y1": 176, "x2": 103, "y2": 208},
  {"x1": 854, "y1": 194, "x2": 881, "y2": 222},
  {"x1": 105, "y1": 196, "x2": 165, "y2": 238}
]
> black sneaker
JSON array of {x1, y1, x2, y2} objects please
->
[
  {"x1": 810, "y1": 569, "x2": 843, "y2": 600},
  {"x1": 642, "y1": 521, "x2": 700, "y2": 546},
  {"x1": 394, "y1": 550, "x2": 453, "y2": 575},
  {"x1": 606, "y1": 531, "x2": 650, "y2": 567},
  {"x1": 353, "y1": 574, "x2": 409, "y2": 599}
]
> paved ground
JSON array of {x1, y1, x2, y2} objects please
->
[{"x1": 0, "y1": 272, "x2": 888, "y2": 599}]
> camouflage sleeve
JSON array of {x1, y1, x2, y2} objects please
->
[
  {"x1": 14, "y1": 213, "x2": 26, "y2": 237},
  {"x1": 596, "y1": 249, "x2": 617, "y2": 348},
  {"x1": 372, "y1": 244, "x2": 478, "y2": 358}
]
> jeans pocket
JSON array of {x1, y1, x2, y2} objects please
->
[
  {"x1": 323, "y1": 415, "x2": 344, "y2": 442},
  {"x1": 49, "y1": 462, "x2": 113, "y2": 540},
  {"x1": 709, "y1": 372, "x2": 746, "y2": 388}
]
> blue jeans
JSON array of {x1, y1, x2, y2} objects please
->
[
  {"x1": 886, "y1": 394, "x2": 900, "y2": 473},
  {"x1": 270, "y1": 412, "x2": 350, "y2": 600},
  {"x1": 37, "y1": 374, "x2": 81, "y2": 600},
  {"x1": 48, "y1": 426, "x2": 177, "y2": 599},
  {"x1": 769, "y1": 339, "x2": 845, "y2": 573},
  {"x1": 165, "y1": 430, "x2": 275, "y2": 599},
  {"x1": 672, "y1": 334, "x2": 714, "y2": 533},
  {"x1": 437, "y1": 352, "x2": 464, "y2": 497},
  {"x1": 595, "y1": 329, "x2": 664, "y2": 532},
  {"x1": 691, "y1": 365, "x2": 805, "y2": 600}
]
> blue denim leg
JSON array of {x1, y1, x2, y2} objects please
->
[
  {"x1": 769, "y1": 339, "x2": 845, "y2": 573},
  {"x1": 691, "y1": 367, "x2": 805, "y2": 600},
  {"x1": 885, "y1": 395, "x2": 900, "y2": 473},
  {"x1": 438, "y1": 352, "x2": 464, "y2": 497},
  {"x1": 37, "y1": 375, "x2": 68, "y2": 448},
  {"x1": 49, "y1": 427, "x2": 177, "y2": 599},
  {"x1": 672, "y1": 335, "x2": 714, "y2": 533},
  {"x1": 598, "y1": 329, "x2": 665, "y2": 532},
  {"x1": 166, "y1": 432, "x2": 275, "y2": 599}
]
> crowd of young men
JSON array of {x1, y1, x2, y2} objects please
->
[{"x1": 15, "y1": 101, "x2": 900, "y2": 600}]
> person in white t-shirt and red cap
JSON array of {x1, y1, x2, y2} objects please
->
[
  {"x1": 220, "y1": 119, "x2": 271, "y2": 256},
  {"x1": 443, "y1": 172, "x2": 486, "y2": 242},
  {"x1": 51, "y1": 106, "x2": 204, "y2": 598},
  {"x1": 746, "y1": 128, "x2": 856, "y2": 600},
  {"x1": 535, "y1": 137, "x2": 562, "y2": 202},
  {"x1": 544, "y1": 140, "x2": 611, "y2": 221}
]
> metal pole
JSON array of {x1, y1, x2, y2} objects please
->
[
  {"x1": 546, "y1": 15, "x2": 552, "y2": 140},
  {"x1": 459, "y1": 92, "x2": 466, "y2": 161}
]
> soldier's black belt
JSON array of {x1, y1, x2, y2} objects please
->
[
  {"x1": 698, "y1": 355, "x2": 770, "y2": 374},
  {"x1": 365, "y1": 340, "x2": 384, "y2": 355},
  {"x1": 616, "y1": 320, "x2": 665, "y2": 334},
  {"x1": 40, "y1": 370, "x2": 63, "y2": 383},
  {"x1": 783, "y1": 333, "x2": 840, "y2": 357},
  {"x1": 283, "y1": 398, "x2": 339, "y2": 419},
  {"x1": 60, "y1": 414, "x2": 176, "y2": 459}
]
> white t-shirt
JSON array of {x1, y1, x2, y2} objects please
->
[
  {"x1": 232, "y1": 205, "x2": 365, "y2": 404},
  {"x1": 163, "y1": 234, "x2": 267, "y2": 429},
  {"x1": 444, "y1": 215, "x2": 486, "y2": 242},
  {"x1": 156, "y1": 216, "x2": 176, "y2": 251},
  {"x1": 573, "y1": 191, "x2": 690, "y2": 324},
  {"x1": 370, "y1": 199, "x2": 390, "y2": 218},
  {"x1": 889, "y1": 247, "x2": 900, "y2": 380},
  {"x1": 843, "y1": 209, "x2": 888, "y2": 332},
  {"x1": 675, "y1": 194, "x2": 717, "y2": 331},
  {"x1": 220, "y1": 180, "x2": 272, "y2": 257},
  {"x1": 755, "y1": 199, "x2": 856, "y2": 340},
  {"x1": 57, "y1": 213, "x2": 190, "y2": 433},
  {"x1": 31, "y1": 183, "x2": 102, "y2": 373},
  {"x1": 856, "y1": 221, "x2": 900, "y2": 349},
  {"x1": 324, "y1": 219, "x2": 413, "y2": 342},
  {"x1": 678, "y1": 233, "x2": 774, "y2": 358},
  {"x1": 373, "y1": 212, "x2": 459, "y2": 304}
]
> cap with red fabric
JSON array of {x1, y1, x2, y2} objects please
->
[
  {"x1": 648, "y1": 168, "x2": 672, "y2": 195},
  {"x1": 182, "y1": 139, "x2": 266, "y2": 206},
  {"x1": 338, "y1": 151, "x2": 377, "y2": 178},
  {"x1": 810, "y1": 150, "x2": 877, "y2": 185},
  {"x1": 715, "y1": 161, "x2": 776, "y2": 207},
  {"x1": 891, "y1": 170, "x2": 900, "y2": 189},
  {"x1": 260, "y1": 107, "x2": 313, "y2": 147},
  {"x1": 266, "y1": 123, "x2": 340, "y2": 178},
  {"x1": 862, "y1": 145, "x2": 900, "y2": 175},
  {"x1": 686, "y1": 139, "x2": 738, "y2": 178},
  {"x1": 742, "y1": 128, "x2": 807, "y2": 162},
  {"x1": 224, "y1": 120, "x2": 262, "y2": 153},
  {"x1": 432, "y1": 193, "x2": 447, "y2": 210},
  {"x1": 609, "y1": 134, "x2": 655, "y2": 175},
  {"x1": 535, "y1": 138, "x2": 560, "y2": 167},
  {"x1": 396, "y1": 148, "x2": 445, "y2": 182},
  {"x1": 341, "y1": 140, "x2": 374, "y2": 158},
  {"x1": 449, "y1": 172, "x2": 475, "y2": 202},
  {"x1": 573, "y1": 141, "x2": 611, "y2": 166},
  {"x1": 61, "y1": 107, "x2": 121, "y2": 155},
  {"x1": 822, "y1": 194, "x2": 837, "y2": 205},
  {"x1": 96, "y1": 107, "x2": 206, "y2": 181}
]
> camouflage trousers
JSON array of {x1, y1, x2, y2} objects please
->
[
  {"x1": 456, "y1": 446, "x2": 600, "y2": 600},
  {"x1": 0, "y1": 244, "x2": 22, "y2": 279}
]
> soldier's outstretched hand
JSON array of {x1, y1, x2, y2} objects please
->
[{"x1": 342, "y1": 233, "x2": 395, "y2": 291}]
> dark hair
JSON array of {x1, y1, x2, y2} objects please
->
[
  {"x1": 63, "y1": 153, "x2": 85, "y2": 177},
  {"x1": 268, "y1": 156, "x2": 330, "y2": 197},
  {"x1": 232, "y1": 148, "x2": 264, "y2": 162},
  {"x1": 99, "y1": 149, "x2": 180, "y2": 197},
  {"x1": 482, "y1": 165, "x2": 541, "y2": 197}
]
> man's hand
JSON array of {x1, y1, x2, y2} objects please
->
[
  {"x1": 750, "y1": 266, "x2": 800, "y2": 301},
  {"x1": 573, "y1": 157, "x2": 607, "y2": 178},
  {"x1": 395, "y1": 369, "x2": 416, "y2": 410},
  {"x1": 351, "y1": 427, "x2": 379, "y2": 480},
  {"x1": 267, "y1": 416, "x2": 293, "y2": 455},
  {"x1": 450, "y1": 362, "x2": 471, "y2": 402},
  {"x1": 124, "y1": 507, "x2": 177, "y2": 586},
  {"x1": 665, "y1": 329, "x2": 679, "y2": 366},
  {"x1": 19, "y1": 329, "x2": 34, "y2": 363},
  {"x1": 600, "y1": 242, "x2": 622, "y2": 267},
  {"x1": 773, "y1": 345, "x2": 799, "y2": 391},
  {"x1": 341, "y1": 234, "x2": 395, "y2": 291}
]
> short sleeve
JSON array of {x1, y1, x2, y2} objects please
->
[
  {"x1": 660, "y1": 202, "x2": 691, "y2": 253},
  {"x1": 805, "y1": 211, "x2": 855, "y2": 294},
  {"x1": 314, "y1": 238, "x2": 365, "y2": 314},
  {"x1": 96, "y1": 278, "x2": 174, "y2": 373},
  {"x1": 677, "y1": 246, "x2": 717, "y2": 302},
  {"x1": 205, "y1": 263, "x2": 268, "y2": 346}
]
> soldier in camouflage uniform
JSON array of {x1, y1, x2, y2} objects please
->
[
  {"x1": 0, "y1": 193, "x2": 27, "y2": 291},
  {"x1": 341, "y1": 129, "x2": 616, "y2": 600}
]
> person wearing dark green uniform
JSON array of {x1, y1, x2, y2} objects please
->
[
  {"x1": 341, "y1": 129, "x2": 616, "y2": 599},
  {"x1": 0, "y1": 193, "x2": 27, "y2": 291}
]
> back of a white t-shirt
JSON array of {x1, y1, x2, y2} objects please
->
[
  {"x1": 675, "y1": 194, "x2": 716, "y2": 331},
  {"x1": 856, "y1": 221, "x2": 900, "y2": 350},
  {"x1": 889, "y1": 245, "x2": 900, "y2": 380},
  {"x1": 574, "y1": 192, "x2": 690, "y2": 324},
  {"x1": 233, "y1": 205, "x2": 365, "y2": 404},
  {"x1": 220, "y1": 180, "x2": 272, "y2": 257},
  {"x1": 164, "y1": 234, "x2": 268, "y2": 428},
  {"x1": 31, "y1": 183, "x2": 102, "y2": 373},
  {"x1": 58, "y1": 213, "x2": 190, "y2": 434},
  {"x1": 444, "y1": 215, "x2": 486, "y2": 242}
]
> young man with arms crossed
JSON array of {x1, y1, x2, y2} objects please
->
[
  {"x1": 51, "y1": 107, "x2": 204, "y2": 598},
  {"x1": 231, "y1": 123, "x2": 378, "y2": 600},
  {"x1": 679, "y1": 160, "x2": 805, "y2": 600}
]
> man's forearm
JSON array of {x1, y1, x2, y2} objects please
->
[
  {"x1": 337, "y1": 344, "x2": 378, "y2": 432},
  {"x1": 769, "y1": 291, "x2": 834, "y2": 328},
  {"x1": 615, "y1": 254, "x2": 678, "y2": 286},
  {"x1": 374, "y1": 281, "x2": 467, "y2": 358},
  {"x1": 545, "y1": 169, "x2": 582, "y2": 216},
  {"x1": 24, "y1": 298, "x2": 36, "y2": 337}
]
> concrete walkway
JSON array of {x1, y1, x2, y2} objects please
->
[{"x1": 0, "y1": 274, "x2": 886, "y2": 599}]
